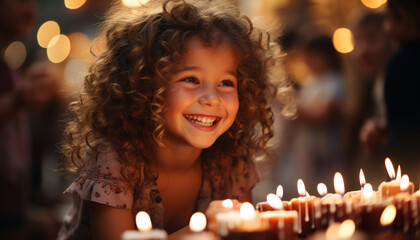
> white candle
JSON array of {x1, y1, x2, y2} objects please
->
[{"x1": 121, "y1": 211, "x2": 167, "y2": 240}]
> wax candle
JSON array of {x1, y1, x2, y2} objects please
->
[
  {"x1": 121, "y1": 211, "x2": 167, "y2": 240},
  {"x1": 290, "y1": 179, "x2": 319, "y2": 236},
  {"x1": 378, "y1": 158, "x2": 414, "y2": 198},
  {"x1": 183, "y1": 212, "x2": 216, "y2": 240},
  {"x1": 256, "y1": 192, "x2": 291, "y2": 212},
  {"x1": 260, "y1": 210, "x2": 298, "y2": 240},
  {"x1": 216, "y1": 202, "x2": 276, "y2": 240},
  {"x1": 205, "y1": 199, "x2": 241, "y2": 234},
  {"x1": 315, "y1": 173, "x2": 355, "y2": 230}
]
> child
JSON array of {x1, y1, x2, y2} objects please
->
[{"x1": 58, "y1": 0, "x2": 293, "y2": 239}]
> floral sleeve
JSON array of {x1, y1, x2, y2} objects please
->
[
  {"x1": 228, "y1": 160, "x2": 260, "y2": 200},
  {"x1": 64, "y1": 143, "x2": 133, "y2": 209}
]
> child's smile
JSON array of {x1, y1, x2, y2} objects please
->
[{"x1": 164, "y1": 37, "x2": 239, "y2": 149}]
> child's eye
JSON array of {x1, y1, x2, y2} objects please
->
[
  {"x1": 219, "y1": 80, "x2": 236, "y2": 88},
  {"x1": 180, "y1": 77, "x2": 199, "y2": 84}
]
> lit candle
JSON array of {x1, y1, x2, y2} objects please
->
[
  {"x1": 317, "y1": 183, "x2": 328, "y2": 198},
  {"x1": 316, "y1": 173, "x2": 354, "y2": 230},
  {"x1": 392, "y1": 174, "x2": 416, "y2": 235},
  {"x1": 216, "y1": 202, "x2": 275, "y2": 240},
  {"x1": 121, "y1": 211, "x2": 167, "y2": 240},
  {"x1": 205, "y1": 199, "x2": 241, "y2": 234},
  {"x1": 183, "y1": 212, "x2": 216, "y2": 240},
  {"x1": 290, "y1": 179, "x2": 319, "y2": 236},
  {"x1": 257, "y1": 185, "x2": 291, "y2": 212},
  {"x1": 344, "y1": 169, "x2": 365, "y2": 203},
  {"x1": 378, "y1": 158, "x2": 414, "y2": 198}
]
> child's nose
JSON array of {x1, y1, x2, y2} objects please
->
[{"x1": 198, "y1": 85, "x2": 220, "y2": 107}]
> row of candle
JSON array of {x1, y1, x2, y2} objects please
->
[{"x1": 121, "y1": 157, "x2": 419, "y2": 239}]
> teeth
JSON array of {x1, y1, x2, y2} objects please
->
[{"x1": 185, "y1": 115, "x2": 217, "y2": 126}]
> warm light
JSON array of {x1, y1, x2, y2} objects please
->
[
  {"x1": 385, "y1": 158, "x2": 395, "y2": 180},
  {"x1": 136, "y1": 211, "x2": 152, "y2": 231},
  {"x1": 37, "y1": 21, "x2": 60, "y2": 48},
  {"x1": 222, "y1": 199, "x2": 233, "y2": 209},
  {"x1": 334, "y1": 172, "x2": 345, "y2": 195},
  {"x1": 64, "y1": 0, "x2": 86, "y2": 9},
  {"x1": 4, "y1": 41, "x2": 26, "y2": 69},
  {"x1": 47, "y1": 34, "x2": 71, "y2": 63},
  {"x1": 240, "y1": 202, "x2": 255, "y2": 220},
  {"x1": 317, "y1": 183, "x2": 328, "y2": 196},
  {"x1": 380, "y1": 205, "x2": 397, "y2": 226},
  {"x1": 338, "y1": 219, "x2": 356, "y2": 238},
  {"x1": 361, "y1": 0, "x2": 385, "y2": 9},
  {"x1": 332, "y1": 28, "x2": 354, "y2": 54},
  {"x1": 122, "y1": 0, "x2": 149, "y2": 7},
  {"x1": 359, "y1": 169, "x2": 366, "y2": 189},
  {"x1": 400, "y1": 174, "x2": 410, "y2": 192},
  {"x1": 396, "y1": 165, "x2": 401, "y2": 180},
  {"x1": 297, "y1": 179, "x2": 306, "y2": 197},
  {"x1": 325, "y1": 223, "x2": 340, "y2": 239},
  {"x1": 267, "y1": 193, "x2": 283, "y2": 210},
  {"x1": 276, "y1": 185, "x2": 283, "y2": 199},
  {"x1": 68, "y1": 32, "x2": 90, "y2": 59},
  {"x1": 363, "y1": 183, "x2": 374, "y2": 199},
  {"x1": 189, "y1": 212, "x2": 206, "y2": 232},
  {"x1": 64, "y1": 59, "x2": 87, "y2": 90}
]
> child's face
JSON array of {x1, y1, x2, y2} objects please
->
[{"x1": 163, "y1": 38, "x2": 239, "y2": 149}]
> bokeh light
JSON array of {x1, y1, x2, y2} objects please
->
[
  {"x1": 37, "y1": 21, "x2": 60, "y2": 48},
  {"x1": 122, "y1": 0, "x2": 150, "y2": 7},
  {"x1": 47, "y1": 34, "x2": 71, "y2": 63},
  {"x1": 4, "y1": 41, "x2": 26, "y2": 69},
  {"x1": 332, "y1": 28, "x2": 354, "y2": 54},
  {"x1": 361, "y1": 0, "x2": 386, "y2": 9},
  {"x1": 64, "y1": 59, "x2": 87, "y2": 90},
  {"x1": 68, "y1": 32, "x2": 91, "y2": 59},
  {"x1": 64, "y1": 0, "x2": 86, "y2": 9}
]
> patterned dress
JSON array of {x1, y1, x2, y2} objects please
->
[{"x1": 57, "y1": 142, "x2": 259, "y2": 239}]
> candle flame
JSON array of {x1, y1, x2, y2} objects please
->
[
  {"x1": 267, "y1": 193, "x2": 283, "y2": 209},
  {"x1": 222, "y1": 199, "x2": 233, "y2": 209},
  {"x1": 317, "y1": 183, "x2": 328, "y2": 196},
  {"x1": 359, "y1": 169, "x2": 366, "y2": 188},
  {"x1": 385, "y1": 158, "x2": 395, "y2": 180},
  {"x1": 136, "y1": 211, "x2": 152, "y2": 231},
  {"x1": 363, "y1": 183, "x2": 374, "y2": 199},
  {"x1": 334, "y1": 172, "x2": 345, "y2": 195},
  {"x1": 396, "y1": 165, "x2": 401, "y2": 180},
  {"x1": 276, "y1": 185, "x2": 284, "y2": 199},
  {"x1": 189, "y1": 212, "x2": 206, "y2": 232},
  {"x1": 338, "y1": 219, "x2": 356, "y2": 238},
  {"x1": 400, "y1": 174, "x2": 409, "y2": 192},
  {"x1": 240, "y1": 202, "x2": 255, "y2": 220},
  {"x1": 297, "y1": 179, "x2": 306, "y2": 197},
  {"x1": 380, "y1": 205, "x2": 397, "y2": 226}
]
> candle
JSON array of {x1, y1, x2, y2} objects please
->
[
  {"x1": 205, "y1": 199, "x2": 241, "y2": 234},
  {"x1": 290, "y1": 179, "x2": 319, "y2": 236},
  {"x1": 315, "y1": 173, "x2": 355, "y2": 230},
  {"x1": 183, "y1": 212, "x2": 216, "y2": 240},
  {"x1": 257, "y1": 193, "x2": 291, "y2": 212},
  {"x1": 216, "y1": 202, "x2": 276, "y2": 240},
  {"x1": 121, "y1": 211, "x2": 167, "y2": 240},
  {"x1": 378, "y1": 158, "x2": 414, "y2": 198},
  {"x1": 260, "y1": 211, "x2": 298, "y2": 240}
]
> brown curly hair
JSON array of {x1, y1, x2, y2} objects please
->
[{"x1": 61, "y1": 0, "x2": 295, "y2": 188}]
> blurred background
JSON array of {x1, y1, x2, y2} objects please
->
[{"x1": 0, "y1": 0, "x2": 402, "y2": 239}]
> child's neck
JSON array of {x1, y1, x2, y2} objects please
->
[{"x1": 153, "y1": 142, "x2": 202, "y2": 173}]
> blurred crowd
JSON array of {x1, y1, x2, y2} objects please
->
[{"x1": 1, "y1": 0, "x2": 420, "y2": 239}]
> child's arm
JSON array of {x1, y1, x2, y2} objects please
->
[{"x1": 89, "y1": 201, "x2": 135, "y2": 240}]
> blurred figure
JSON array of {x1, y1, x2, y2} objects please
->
[
  {"x1": 353, "y1": 13, "x2": 393, "y2": 183},
  {"x1": 291, "y1": 35, "x2": 346, "y2": 193},
  {"x1": 382, "y1": 0, "x2": 420, "y2": 183},
  {"x1": 0, "y1": 0, "x2": 60, "y2": 239}
]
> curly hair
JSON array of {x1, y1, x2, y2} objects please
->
[{"x1": 60, "y1": 0, "x2": 295, "y2": 188}]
